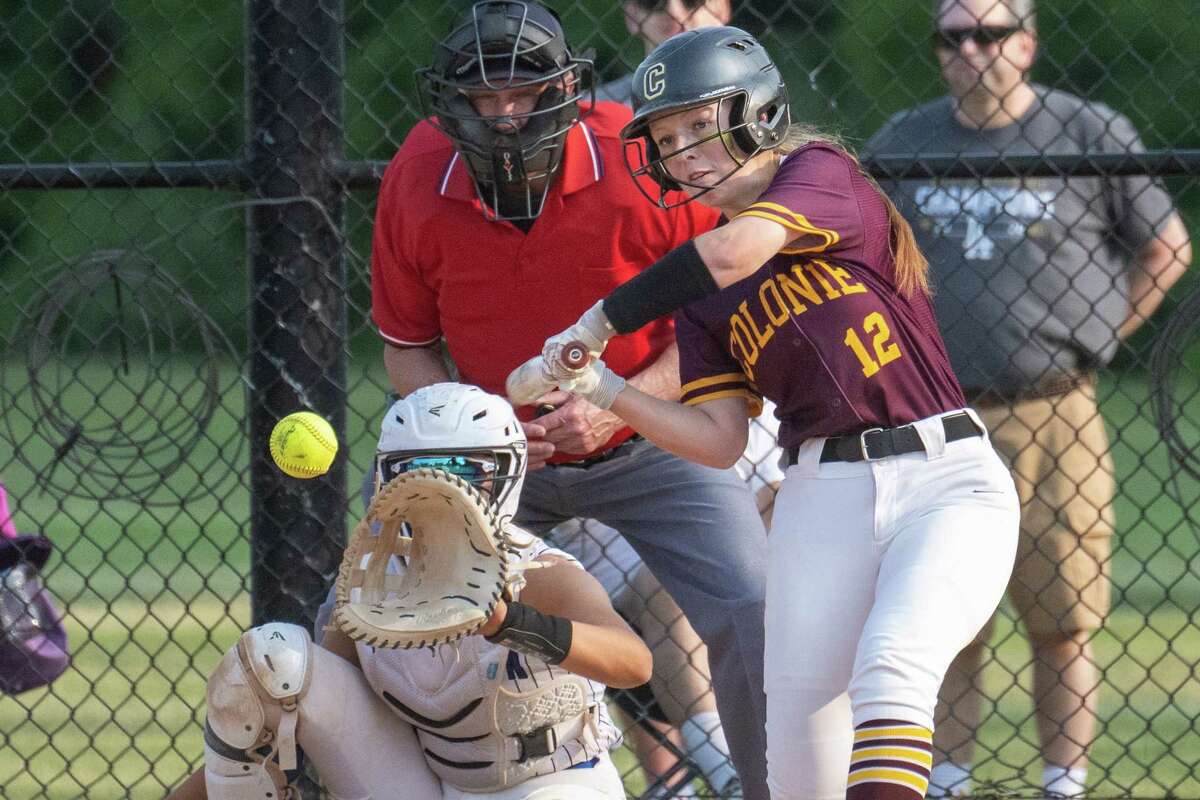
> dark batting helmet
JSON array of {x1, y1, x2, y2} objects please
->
[
  {"x1": 621, "y1": 26, "x2": 790, "y2": 207},
  {"x1": 418, "y1": 1, "x2": 595, "y2": 220}
]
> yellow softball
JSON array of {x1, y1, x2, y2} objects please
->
[{"x1": 269, "y1": 412, "x2": 338, "y2": 479}]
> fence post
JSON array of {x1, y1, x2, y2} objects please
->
[{"x1": 245, "y1": 0, "x2": 347, "y2": 631}]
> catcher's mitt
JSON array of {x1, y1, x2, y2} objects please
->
[{"x1": 333, "y1": 468, "x2": 514, "y2": 649}]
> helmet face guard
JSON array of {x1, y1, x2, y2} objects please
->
[
  {"x1": 418, "y1": 1, "x2": 595, "y2": 220},
  {"x1": 620, "y1": 26, "x2": 790, "y2": 209},
  {"x1": 374, "y1": 446, "x2": 525, "y2": 522},
  {"x1": 374, "y1": 384, "x2": 529, "y2": 525},
  {"x1": 622, "y1": 93, "x2": 764, "y2": 209}
]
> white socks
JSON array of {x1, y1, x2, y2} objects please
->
[
  {"x1": 928, "y1": 762, "x2": 972, "y2": 797},
  {"x1": 928, "y1": 762, "x2": 1087, "y2": 797},
  {"x1": 1044, "y1": 764, "x2": 1088, "y2": 797},
  {"x1": 681, "y1": 711, "x2": 739, "y2": 795}
]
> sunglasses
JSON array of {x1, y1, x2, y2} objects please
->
[
  {"x1": 933, "y1": 25, "x2": 1022, "y2": 50},
  {"x1": 379, "y1": 454, "x2": 498, "y2": 484}
]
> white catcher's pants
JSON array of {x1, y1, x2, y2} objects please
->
[
  {"x1": 285, "y1": 645, "x2": 624, "y2": 800},
  {"x1": 764, "y1": 410, "x2": 1019, "y2": 800}
]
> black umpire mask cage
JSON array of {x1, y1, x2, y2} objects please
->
[{"x1": 417, "y1": 1, "x2": 595, "y2": 221}]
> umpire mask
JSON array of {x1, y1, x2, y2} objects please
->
[{"x1": 418, "y1": 1, "x2": 595, "y2": 220}]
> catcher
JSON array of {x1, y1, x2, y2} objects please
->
[{"x1": 168, "y1": 383, "x2": 651, "y2": 800}]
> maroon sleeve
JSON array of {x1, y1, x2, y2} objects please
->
[
  {"x1": 675, "y1": 306, "x2": 763, "y2": 416},
  {"x1": 733, "y1": 144, "x2": 864, "y2": 259}
]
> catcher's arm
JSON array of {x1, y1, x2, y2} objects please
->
[
  {"x1": 321, "y1": 623, "x2": 362, "y2": 668},
  {"x1": 484, "y1": 557, "x2": 652, "y2": 689},
  {"x1": 384, "y1": 342, "x2": 452, "y2": 396}
]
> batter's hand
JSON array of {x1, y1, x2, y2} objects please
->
[
  {"x1": 535, "y1": 391, "x2": 625, "y2": 456},
  {"x1": 507, "y1": 355, "x2": 560, "y2": 407},
  {"x1": 558, "y1": 356, "x2": 626, "y2": 410},
  {"x1": 542, "y1": 300, "x2": 616, "y2": 379}
]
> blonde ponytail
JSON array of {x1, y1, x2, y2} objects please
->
[{"x1": 879, "y1": 189, "x2": 930, "y2": 298}]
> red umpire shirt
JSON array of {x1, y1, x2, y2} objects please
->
[
  {"x1": 675, "y1": 143, "x2": 964, "y2": 448},
  {"x1": 371, "y1": 101, "x2": 719, "y2": 461}
]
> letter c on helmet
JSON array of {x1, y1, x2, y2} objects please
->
[{"x1": 643, "y1": 63, "x2": 666, "y2": 100}]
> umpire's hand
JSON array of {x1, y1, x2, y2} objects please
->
[
  {"x1": 520, "y1": 419, "x2": 555, "y2": 471},
  {"x1": 532, "y1": 390, "x2": 624, "y2": 457}
]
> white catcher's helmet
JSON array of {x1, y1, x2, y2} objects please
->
[{"x1": 375, "y1": 383, "x2": 528, "y2": 525}]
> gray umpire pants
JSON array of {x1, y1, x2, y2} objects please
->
[{"x1": 519, "y1": 436, "x2": 769, "y2": 800}]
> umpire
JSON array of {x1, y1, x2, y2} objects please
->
[
  {"x1": 867, "y1": 0, "x2": 1192, "y2": 796},
  {"x1": 368, "y1": 3, "x2": 769, "y2": 797}
]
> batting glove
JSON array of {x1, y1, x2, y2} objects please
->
[
  {"x1": 560, "y1": 358, "x2": 626, "y2": 410},
  {"x1": 542, "y1": 300, "x2": 616, "y2": 379}
]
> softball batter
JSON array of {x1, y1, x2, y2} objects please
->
[{"x1": 510, "y1": 27, "x2": 1020, "y2": 800}]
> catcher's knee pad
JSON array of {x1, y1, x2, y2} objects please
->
[{"x1": 203, "y1": 622, "x2": 313, "y2": 800}]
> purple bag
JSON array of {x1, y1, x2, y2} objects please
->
[{"x1": 0, "y1": 483, "x2": 70, "y2": 695}]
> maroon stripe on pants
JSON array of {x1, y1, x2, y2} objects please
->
[
  {"x1": 850, "y1": 759, "x2": 931, "y2": 777},
  {"x1": 852, "y1": 738, "x2": 934, "y2": 752},
  {"x1": 847, "y1": 781, "x2": 925, "y2": 800}
]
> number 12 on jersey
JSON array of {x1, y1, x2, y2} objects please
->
[{"x1": 844, "y1": 311, "x2": 902, "y2": 377}]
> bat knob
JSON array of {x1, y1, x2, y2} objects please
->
[{"x1": 561, "y1": 341, "x2": 590, "y2": 369}]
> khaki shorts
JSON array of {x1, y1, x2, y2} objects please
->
[{"x1": 977, "y1": 383, "x2": 1114, "y2": 636}]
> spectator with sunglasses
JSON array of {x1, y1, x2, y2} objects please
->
[{"x1": 867, "y1": 0, "x2": 1192, "y2": 796}]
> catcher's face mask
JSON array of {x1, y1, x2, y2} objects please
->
[
  {"x1": 380, "y1": 453, "x2": 495, "y2": 484},
  {"x1": 375, "y1": 449, "x2": 521, "y2": 514},
  {"x1": 377, "y1": 384, "x2": 529, "y2": 524}
]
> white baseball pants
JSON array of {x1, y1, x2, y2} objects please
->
[{"x1": 763, "y1": 410, "x2": 1019, "y2": 800}]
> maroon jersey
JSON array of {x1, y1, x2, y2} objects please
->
[{"x1": 676, "y1": 143, "x2": 965, "y2": 448}]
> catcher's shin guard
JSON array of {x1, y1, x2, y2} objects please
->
[{"x1": 203, "y1": 623, "x2": 313, "y2": 799}]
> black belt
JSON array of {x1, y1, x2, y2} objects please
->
[
  {"x1": 785, "y1": 412, "x2": 982, "y2": 466},
  {"x1": 553, "y1": 434, "x2": 643, "y2": 468}
]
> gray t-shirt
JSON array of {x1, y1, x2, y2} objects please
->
[
  {"x1": 596, "y1": 73, "x2": 633, "y2": 106},
  {"x1": 866, "y1": 85, "x2": 1175, "y2": 391}
]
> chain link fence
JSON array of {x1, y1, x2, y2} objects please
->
[{"x1": 1, "y1": 0, "x2": 1198, "y2": 798}]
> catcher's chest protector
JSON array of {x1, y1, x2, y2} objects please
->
[{"x1": 359, "y1": 633, "x2": 615, "y2": 792}]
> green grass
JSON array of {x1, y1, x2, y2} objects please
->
[{"x1": 2, "y1": 361, "x2": 1200, "y2": 798}]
